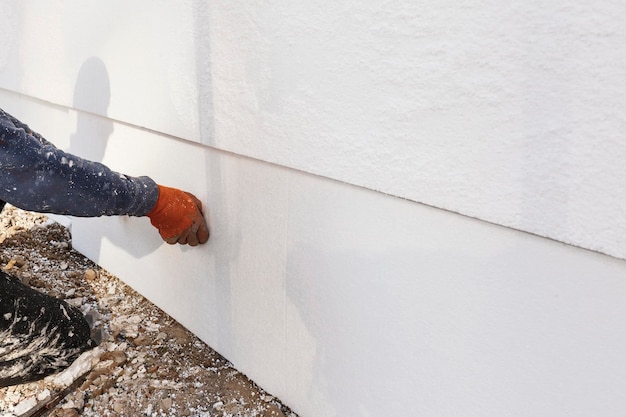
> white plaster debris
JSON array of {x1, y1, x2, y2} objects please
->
[
  {"x1": 50, "y1": 347, "x2": 104, "y2": 388},
  {"x1": 149, "y1": 379, "x2": 185, "y2": 390},
  {"x1": 36, "y1": 388, "x2": 50, "y2": 401},
  {"x1": 12, "y1": 395, "x2": 36, "y2": 414}
]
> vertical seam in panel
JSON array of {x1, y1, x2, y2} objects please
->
[{"x1": 282, "y1": 172, "x2": 291, "y2": 396}]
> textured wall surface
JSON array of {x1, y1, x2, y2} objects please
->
[
  {"x1": 2, "y1": 1, "x2": 626, "y2": 258},
  {"x1": 2, "y1": 1, "x2": 626, "y2": 416}
]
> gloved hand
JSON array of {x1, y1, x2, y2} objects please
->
[{"x1": 146, "y1": 185, "x2": 210, "y2": 246}]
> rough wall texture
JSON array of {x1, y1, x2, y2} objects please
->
[
  {"x1": 2, "y1": 1, "x2": 626, "y2": 258},
  {"x1": 2, "y1": 2, "x2": 626, "y2": 416},
  {"x1": 205, "y1": 1, "x2": 626, "y2": 259}
]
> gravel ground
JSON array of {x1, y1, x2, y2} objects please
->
[{"x1": 0, "y1": 206, "x2": 297, "y2": 417}]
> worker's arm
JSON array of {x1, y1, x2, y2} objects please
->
[{"x1": 0, "y1": 109, "x2": 208, "y2": 246}]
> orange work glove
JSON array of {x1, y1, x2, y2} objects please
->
[{"x1": 146, "y1": 185, "x2": 210, "y2": 246}]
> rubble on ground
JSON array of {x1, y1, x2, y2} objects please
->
[{"x1": 0, "y1": 206, "x2": 296, "y2": 417}]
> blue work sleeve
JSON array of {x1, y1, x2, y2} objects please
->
[{"x1": 0, "y1": 108, "x2": 159, "y2": 217}]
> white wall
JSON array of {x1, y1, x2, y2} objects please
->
[
  {"x1": 3, "y1": 2, "x2": 626, "y2": 416},
  {"x1": 3, "y1": 1, "x2": 626, "y2": 259}
]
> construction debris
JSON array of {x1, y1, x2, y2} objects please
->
[{"x1": 0, "y1": 206, "x2": 297, "y2": 417}]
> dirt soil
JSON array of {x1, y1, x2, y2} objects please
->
[{"x1": 0, "y1": 206, "x2": 298, "y2": 417}]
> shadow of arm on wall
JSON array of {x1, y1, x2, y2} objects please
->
[{"x1": 70, "y1": 57, "x2": 162, "y2": 259}]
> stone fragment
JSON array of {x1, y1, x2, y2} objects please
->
[
  {"x1": 36, "y1": 389, "x2": 51, "y2": 401},
  {"x1": 100, "y1": 350, "x2": 127, "y2": 368},
  {"x1": 113, "y1": 400, "x2": 125, "y2": 413},
  {"x1": 162, "y1": 397, "x2": 173, "y2": 409},
  {"x1": 84, "y1": 268, "x2": 98, "y2": 281},
  {"x1": 262, "y1": 404, "x2": 286, "y2": 417},
  {"x1": 53, "y1": 409, "x2": 79, "y2": 417},
  {"x1": 168, "y1": 326, "x2": 192, "y2": 344},
  {"x1": 63, "y1": 396, "x2": 84, "y2": 410},
  {"x1": 133, "y1": 334, "x2": 148, "y2": 345},
  {"x1": 13, "y1": 396, "x2": 37, "y2": 414},
  {"x1": 3, "y1": 259, "x2": 16, "y2": 270},
  {"x1": 19, "y1": 272, "x2": 31, "y2": 286}
]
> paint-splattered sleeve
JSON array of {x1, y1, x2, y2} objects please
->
[{"x1": 0, "y1": 109, "x2": 158, "y2": 217}]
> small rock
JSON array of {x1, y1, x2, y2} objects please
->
[
  {"x1": 19, "y1": 272, "x2": 31, "y2": 286},
  {"x1": 60, "y1": 262, "x2": 68, "y2": 270},
  {"x1": 13, "y1": 396, "x2": 37, "y2": 414},
  {"x1": 168, "y1": 326, "x2": 192, "y2": 344},
  {"x1": 213, "y1": 401, "x2": 224, "y2": 410},
  {"x1": 91, "y1": 327, "x2": 109, "y2": 346},
  {"x1": 65, "y1": 297, "x2": 83, "y2": 307},
  {"x1": 224, "y1": 402, "x2": 244, "y2": 415},
  {"x1": 84, "y1": 309, "x2": 103, "y2": 326},
  {"x1": 262, "y1": 404, "x2": 286, "y2": 417},
  {"x1": 36, "y1": 389, "x2": 51, "y2": 401},
  {"x1": 6, "y1": 256, "x2": 26, "y2": 269},
  {"x1": 100, "y1": 350, "x2": 127, "y2": 368},
  {"x1": 53, "y1": 409, "x2": 79, "y2": 417},
  {"x1": 162, "y1": 397, "x2": 173, "y2": 410},
  {"x1": 84, "y1": 268, "x2": 98, "y2": 281},
  {"x1": 121, "y1": 325, "x2": 139, "y2": 339},
  {"x1": 63, "y1": 396, "x2": 84, "y2": 410},
  {"x1": 133, "y1": 334, "x2": 148, "y2": 345},
  {"x1": 113, "y1": 400, "x2": 125, "y2": 413}
]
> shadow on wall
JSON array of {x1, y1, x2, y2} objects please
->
[
  {"x1": 71, "y1": 57, "x2": 112, "y2": 162},
  {"x1": 70, "y1": 57, "x2": 160, "y2": 260}
]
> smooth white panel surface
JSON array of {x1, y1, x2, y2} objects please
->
[
  {"x1": 3, "y1": 1, "x2": 626, "y2": 258},
  {"x1": 86, "y1": 141, "x2": 626, "y2": 417},
  {"x1": 284, "y1": 173, "x2": 626, "y2": 417}
]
